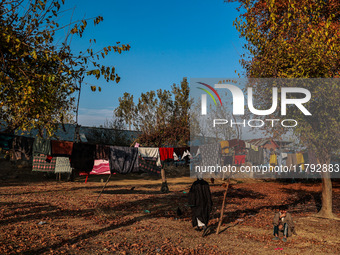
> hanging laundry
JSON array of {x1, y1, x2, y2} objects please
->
[
  {"x1": 270, "y1": 153, "x2": 278, "y2": 166},
  {"x1": 138, "y1": 147, "x2": 162, "y2": 167},
  {"x1": 277, "y1": 151, "x2": 282, "y2": 166},
  {"x1": 110, "y1": 146, "x2": 139, "y2": 174},
  {"x1": 159, "y1": 147, "x2": 174, "y2": 161},
  {"x1": 134, "y1": 142, "x2": 140, "y2": 147},
  {"x1": 54, "y1": 157, "x2": 72, "y2": 173},
  {"x1": 220, "y1": 141, "x2": 229, "y2": 154},
  {"x1": 90, "y1": 160, "x2": 111, "y2": 175},
  {"x1": 246, "y1": 148, "x2": 255, "y2": 164},
  {"x1": 200, "y1": 143, "x2": 221, "y2": 167},
  {"x1": 173, "y1": 147, "x2": 190, "y2": 160},
  {"x1": 32, "y1": 154, "x2": 56, "y2": 172},
  {"x1": 303, "y1": 152, "x2": 309, "y2": 164},
  {"x1": 189, "y1": 147, "x2": 201, "y2": 171},
  {"x1": 281, "y1": 152, "x2": 288, "y2": 159},
  {"x1": 182, "y1": 150, "x2": 192, "y2": 160},
  {"x1": 51, "y1": 140, "x2": 73, "y2": 156},
  {"x1": 173, "y1": 152, "x2": 179, "y2": 161},
  {"x1": 70, "y1": 143, "x2": 96, "y2": 172},
  {"x1": 245, "y1": 142, "x2": 251, "y2": 148},
  {"x1": 95, "y1": 144, "x2": 110, "y2": 160},
  {"x1": 246, "y1": 147, "x2": 263, "y2": 165},
  {"x1": 281, "y1": 152, "x2": 288, "y2": 166},
  {"x1": 188, "y1": 179, "x2": 213, "y2": 228},
  {"x1": 296, "y1": 153, "x2": 305, "y2": 170},
  {"x1": 138, "y1": 156, "x2": 161, "y2": 175},
  {"x1": 234, "y1": 155, "x2": 246, "y2": 165},
  {"x1": 33, "y1": 137, "x2": 51, "y2": 156},
  {"x1": 190, "y1": 146, "x2": 200, "y2": 156},
  {"x1": 263, "y1": 148, "x2": 271, "y2": 165},
  {"x1": 12, "y1": 136, "x2": 34, "y2": 160},
  {"x1": 257, "y1": 147, "x2": 264, "y2": 165},
  {"x1": 286, "y1": 153, "x2": 298, "y2": 167},
  {"x1": 251, "y1": 144, "x2": 258, "y2": 151},
  {"x1": 221, "y1": 155, "x2": 233, "y2": 165}
]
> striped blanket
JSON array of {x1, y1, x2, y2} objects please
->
[{"x1": 89, "y1": 160, "x2": 111, "y2": 175}]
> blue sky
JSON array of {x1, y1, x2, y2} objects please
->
[{"x1": 61, "y1": 0, "x2": 245, "y2": 126}]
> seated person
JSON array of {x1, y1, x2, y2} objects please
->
[{"x1": 272, "y1": 207, "x2": 295, "y2": 242}]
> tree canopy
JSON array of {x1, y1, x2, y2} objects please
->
[
  {"x1": 0, "y1": 0, "x2": 130, "y2": 137},
  {"x1": 226, "y1": 0, "x2": 340, "y2": 78},
  {"x1": 115, "y1": 78, "x2": 190, "y2": 147},
  {"x1": 226, "y1": 0, "x2": 340, "y2": 218}
]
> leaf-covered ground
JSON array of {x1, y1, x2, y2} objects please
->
[{"x1": 0, "y1": 171, "x2": 339, "y2": 254}]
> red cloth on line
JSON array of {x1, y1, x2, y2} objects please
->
[
  {"x1": 51, "y1": 140, "x2": 73, "y2": 156},
  {"x1": 159, "y1": 147, "x2": 174, "y2": 161},
  {"x1": 234, "y1": 155, "x2": 246, "y2": 165}
]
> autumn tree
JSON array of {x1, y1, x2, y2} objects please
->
[
  {"x1": 114, "y1": 78, "x2": 190, "y2": 147},
  {"x1": 170, "y1": 78, "x2": 190, "y2": 145},
  {"x1": 0, "y1": 0, "x2": 130, "y2": 137},
  {"x1": 114, "y1": 92, "x2": 136, "y2": 130},
  {"x1": 226, "y1": 0, "x2": 340, "y2": 218}
]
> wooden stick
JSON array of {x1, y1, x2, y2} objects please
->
[
  {"x1": 94, "y1": 174, "x2": 112, "y2": 207},
  {"x1": 161, "y1": 168, "x2": 166, "y2": 183},
  {"x1": 216, "y1": 178, "x2": 231, "y2": 234}
]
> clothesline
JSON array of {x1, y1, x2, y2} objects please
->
[
  {"x1": 0, "y1": 134, "x2": 193, "y2": 176},
  {"x1": 0, "y1": 134, "x2": 317, "y2": 176}
]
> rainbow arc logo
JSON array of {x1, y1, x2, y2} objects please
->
[{"x1": 196, "y1": 82, "x2": 223, "y2": 106}]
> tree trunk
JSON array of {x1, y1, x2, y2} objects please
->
[
  {"x1": 315, "y1": 157, "x2": 338, "y2": 219},
  {"x1": 316, "y1": 171, "x2": 337, "y2": 219}
]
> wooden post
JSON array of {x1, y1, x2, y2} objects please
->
[
  {"x1": 95, "y1": 174, "x2": 112, "y2": 207},
  {"x1": 161, "y1": 168, "x2": 166, "y2": 183},
  {"x1": 160, "y1": 167, "x2": 169, "y2": 193},
  {"x1": 216, "y1": 178, "x2": 231, "y2": 234}
]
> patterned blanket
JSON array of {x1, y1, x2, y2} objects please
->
[
  {"x1": 138, "y1": 156, "x2": 161, "y2": 175},
  {"x1": 32, "y1": 154, "x2": 56, "y2": 172}
]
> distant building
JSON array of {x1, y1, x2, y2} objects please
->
[{"x1": 0, "y1": 123, "x2": 141, "y2": 146}]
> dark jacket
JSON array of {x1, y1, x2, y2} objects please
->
[{"x1": 188, "y1": 179, "x2": 213, "y2": 227}]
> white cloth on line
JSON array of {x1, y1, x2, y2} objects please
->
[
  {"x1": 182, "y1": 150, "x2": 192, "y2": 159},
  {"x1": 138, "y1": 147, "x2": 162, "y2": 167},
  {"x1": 55, "y1": 157, "x2": 72, "y2": 173}
]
